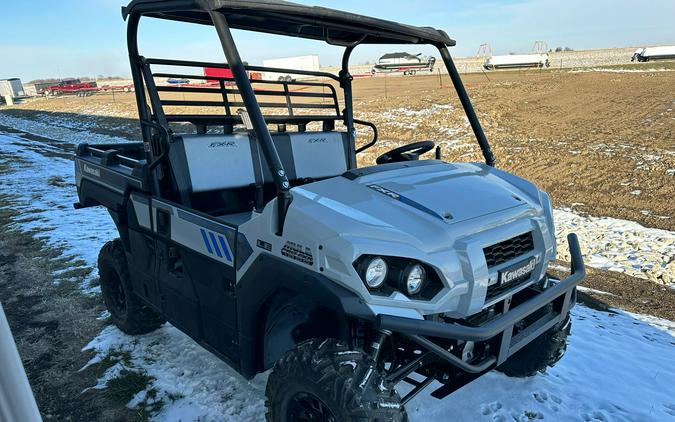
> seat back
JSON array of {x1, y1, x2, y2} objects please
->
[
  {"x1": 262, "y1": 132, "x2": 350, "y2": 182},
  {"x1": 170, "y1": 134, "x2": 259, "y2": 194}
]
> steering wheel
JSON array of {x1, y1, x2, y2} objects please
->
[{"x1": 376, "y1": 141, "x2": 436, "y2": 165}]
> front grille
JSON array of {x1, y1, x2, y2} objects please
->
[{"x1": 483, "y1": 232, "x2": 534, "y2": 268}]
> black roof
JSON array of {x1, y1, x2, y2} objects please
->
[{"x1": 122, "y1": 0, "x2": 455, "y2": 46}]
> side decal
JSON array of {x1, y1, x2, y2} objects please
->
[{"x1": 200, "y1": 228, "x2": 233, "y2": 263}]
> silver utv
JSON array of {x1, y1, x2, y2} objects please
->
[{"x1": 74, "y1": 1, "x2": 585, "y2": 420}]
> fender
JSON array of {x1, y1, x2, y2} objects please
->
[{"x1": 236, "y1": 253, "x2": 375, "y2": 377}]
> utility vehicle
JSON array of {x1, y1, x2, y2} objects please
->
[{"x1": 74, "y1": 1, "x2": 585, "y2": 420}]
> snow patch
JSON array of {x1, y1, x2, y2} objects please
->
[{"x1": 554, "y1": 209, "x2": 675, "y2": 284}]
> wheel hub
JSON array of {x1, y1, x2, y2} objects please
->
[
  {"x1": 111, "y1": 275, "x2": 127, "y2": 314},
  {"x1": 287, "y1": 392, "x2": 337, "y2": 422}
]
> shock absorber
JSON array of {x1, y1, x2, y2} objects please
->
[
  {"x1": 369, "y1": 329, "x2": 392, "y2": 363},
  {"x1": 360, "y1": 329, "x2": 392, "y2": 391}
]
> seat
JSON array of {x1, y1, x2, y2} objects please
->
[
  {"x1": 168, "y1": 131, "x2": 350, "y2": 217},
  {"x1": 265, "y1": 131, "x2": 350, "y2": 182}
]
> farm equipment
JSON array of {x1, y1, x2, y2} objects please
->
[
  {"x1": 74, "y1": 1, "x2": 585, "y2": 420},
  {"x1": 484, "y1": 41, "x2": 550, "y2": 70},
  {"x1": 484, "y1": 53, "x2": 550, "y2": 70},
  {"x1": 372, "y1": 52, "x2": 436, "y2": 75},
  {"x1": 632, "y1": 46, "x2": 675, "y2": 62}
]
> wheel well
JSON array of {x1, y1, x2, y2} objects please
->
[{"x1": 257, "y1": 289, "x2": 343, "y2": 371}]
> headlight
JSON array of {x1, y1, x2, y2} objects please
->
[
  {"x1": 402, "y1": 263, "x2": 426, "y2": 295},
  {"x1": 354, "y1": 256, "x2": 441, "y2": 299},
  {"x1": 362, "y1": 257, "x2": 388, "y2": 289}
]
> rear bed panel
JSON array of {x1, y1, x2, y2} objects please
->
[{"x1": 74, "y1": 143, "x2": 150, "y2": 210}]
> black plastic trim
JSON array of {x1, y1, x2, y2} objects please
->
[{"x1": 342, "y1": 160, "x2": 442, "y2": 180}]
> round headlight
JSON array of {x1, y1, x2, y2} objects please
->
[
  {"x1": 404, "y1": 264, "x2": 426, "y2": 295},
  {"x1": 364, "y1": 257, "x2": 388, "y2": 288}
]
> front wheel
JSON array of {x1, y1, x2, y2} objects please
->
[
  {"x1": 98, "y1": 239, "x2": 165, "y2": 335},
  {"x1": 497, "y1": 307, "x2": 571, "y2": 377},
  {"x1": 266, "y1": 338, "x2": 406, "y2": 422}
]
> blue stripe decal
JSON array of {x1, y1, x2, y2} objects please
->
[
  {"x1": 398, "y1": 195, "x2": 446, "y2": 221},
  {"x1": 200, "y1": 229, "x2": 213, "y2": 253},
  {"x1": 218, "y1": 235, "x2": 232, "y2": 262},
  {"x1": 209, "y1": 232, "x2": 223, "y2": 258}
]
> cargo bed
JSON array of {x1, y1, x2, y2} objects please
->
[{"x1": 74, "y1": 143, "x2": 150, "y2": 211}]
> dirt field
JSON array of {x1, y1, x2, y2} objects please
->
[{"x1": 1, "y1": 64, "x2": 674, "y2": 421}]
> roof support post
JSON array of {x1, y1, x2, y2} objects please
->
[
  {"x1": 209, "y1": 11, "x2": 292, "y2": 235},
  {"x1": 340, "y1": 46, "x2": 357, "y2": 169},
  {"x1": 437, "y1": 45, "x2": 496, "y2": 167},
  {"x1": 126, "y1": 13, "x2": 163, "y2": 196}
]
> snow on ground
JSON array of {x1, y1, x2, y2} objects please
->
[
  {"x1": 554, "y1": 209, "x2": 675, "y2": 285},
  {"x1": 0, "y1": 127, "x2": 123, "y2": 291},
  {"x1": 1, "y1": 116, "x2": 675, "y2": 420},
  {"x1": 80, "y1": 304, "x2": 675, "y2": 422},
  {"x1": 406, "y1": 305, "x2": 675, "y2": 422},
  {"x1": 83, "y1": 325, "x2": 268, "y2": 421}
]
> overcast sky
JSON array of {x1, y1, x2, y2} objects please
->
[{"x1": 1, "y1": 0, "x2": 674, "y2": 81}]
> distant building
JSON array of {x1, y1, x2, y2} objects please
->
[{"x1": 0, "y1": 78, "x2": 27, "y2": 99}]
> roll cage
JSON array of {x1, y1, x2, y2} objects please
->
[{"x1": 123, "y1": 0, "x2": 496, "y2": 234}]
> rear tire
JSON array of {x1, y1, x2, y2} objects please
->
[
  {"x1": 98, "y1": 239, "x2": 165, "y2": 335},
  {"x1": 496, "y1": 306, "x2": 571, "y2": 377},
  {"x1": 266, "y1": 338, "x2": 406, "y2": 422}
]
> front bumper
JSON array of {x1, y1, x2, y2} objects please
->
[{"x1": 377, "y1": 233, "x2": 585, "y2": 373}]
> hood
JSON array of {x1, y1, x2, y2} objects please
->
[
  {"x1": 290, "y1": 161, "x2": 541, "y2": 240},
  {"x1": 357, "y1": 163, "x2": 527, "y2": 224},
  {"x1": 285, "y1": 162, "x2": 548, "y2": 260},
  {"x1": 289, "y1": 161, "x2": 543, "y2": 254}
]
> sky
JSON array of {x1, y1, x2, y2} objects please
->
[{"x1": 1, "y1": 0, "x2": 674, "y2": 82}]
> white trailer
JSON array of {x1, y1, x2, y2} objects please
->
[
  {"x1": 262, "y1": 55, "x2": 321, "y2": 81},
  {"x1": 632, "y1": 46, "x2": 675, "y2": 62},
  {"x1": 484, "y1": 53, "x2": 550, "y2": 70},
  {"x1": 0, "y1": 78, "x2": 27, "y2": 99}
]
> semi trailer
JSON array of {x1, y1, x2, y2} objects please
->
[{"x1": 632, "y1": 46, "x2": 675, "y2": 62}]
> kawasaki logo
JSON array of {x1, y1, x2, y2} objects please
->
[
  {"x1": 82, "y1": 164, "x2": 101, "y2": 177},
  {"x1": 500, "y1": 258, "x2": 536, "y2": 285},
  {"x1": 209, "y1": 141, "x2": 237, "y2": 148}
]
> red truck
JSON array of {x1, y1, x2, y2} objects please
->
[{"x1": 43, "y1": 79, "x2": 97, "y2": 96}]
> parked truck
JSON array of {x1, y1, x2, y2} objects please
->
[{"x1": 42, "y1": 79, "x2": 97, "y2": 96}]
